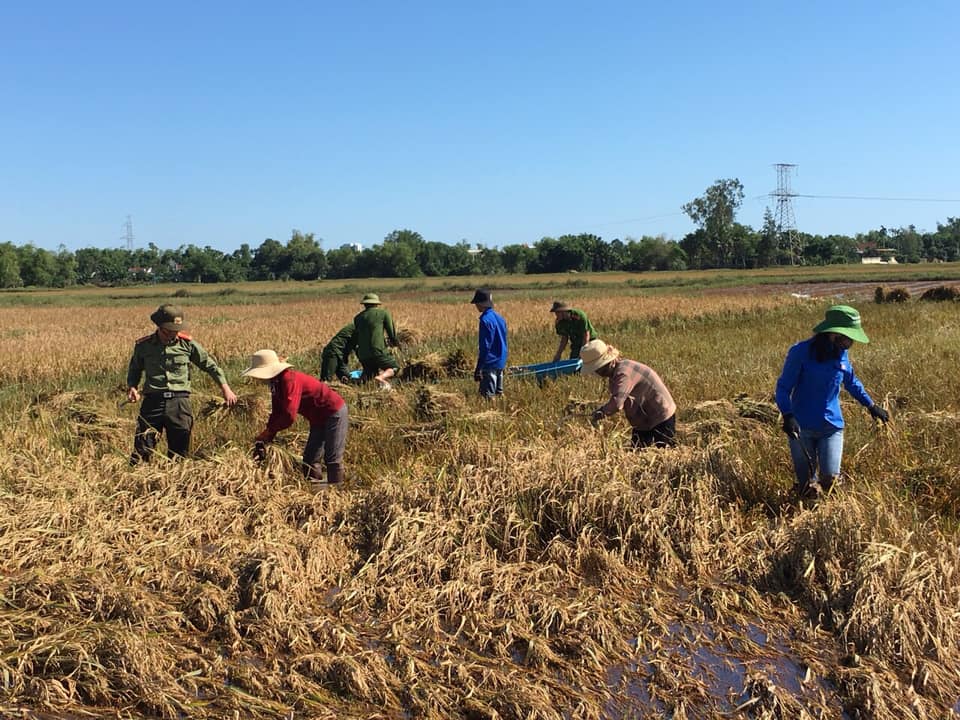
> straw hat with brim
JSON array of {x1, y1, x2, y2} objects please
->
[
  {"x1": 241, "y1": 349, "x2": 293, "y2": 379},
  {"x1": 580, "y1": 339, "x2": 621, "y2": 374},
  {"x1": 151, "y1": 304, "x2": 189, "y2": 332},
  {"x1": 550, "y1": 301, "x2": 571, "y2": 313},
  {"x1": 361, "y1": 293, "x2": 382, "y2": 305},
  {"x1": 812, "y1": 305, "x2": 869, "y2": 344}
]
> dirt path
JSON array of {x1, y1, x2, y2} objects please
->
[{"x1": 715, "y1": 280, "x2": 960, "y2": 301}]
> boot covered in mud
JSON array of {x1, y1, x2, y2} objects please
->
[
  {"x1": 326, "y1": 463, "x2": 345, "y2": 485},
  {"x1": 794, "y1": 480, "x2": 823, "y2": 499},
  {"x1": 305, "y1": 462, "x2": 325, "y2": 483},
  {"x1": 819, "y1": 474, "x2": 837, "y2": 495}
]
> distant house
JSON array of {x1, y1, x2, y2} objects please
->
[
  {"x1": 857, "y1": 243, "x2": 898, "y2": 264},
  {"x1": 128, "y1": 266, "x2": 154, "y2": 276}
]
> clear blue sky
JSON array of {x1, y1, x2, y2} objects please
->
[{"x1": 2, "y1": 1, "x2": 958, "y2": 253}]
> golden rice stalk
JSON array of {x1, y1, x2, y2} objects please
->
[
  {"x1": 442, "y1": 348, "x2": 472, "y2": 378},
  {"x1": 399, "y1": 352, "x2": 446, "y2": 382},
  {"x1": 413, "y1": 386, "x2": 465, "y2": 421},
  {"x1": 919, "y1": 284, "x2": 960, "y2": 301},
  {"x1": 198, "y1": 392, "x2": 266, "y2": 420},
  {"x1": 396, "y1": 324, "x2": 424, "y2": 346},
  {"x1": 732, "y1": 392, "x2": 780, "y2": 425},
  {"x1": 563, "y1": 398, "x2": 595, "y2": 415}
]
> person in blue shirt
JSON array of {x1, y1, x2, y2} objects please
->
[
  {"x1": 775, "y1": 305, "x2": 889, "y2": 498},
  {"x1": 470, "y1": 288, "x2": 508, "y2": 399}
]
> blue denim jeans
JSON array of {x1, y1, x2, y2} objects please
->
[
  {"x1": 788, "y1": 426, "x2": 844, "y2": 486},
  {"x1": 479, "y1": 369, "x2": 504, "y2": 399}
]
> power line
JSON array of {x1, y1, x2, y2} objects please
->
[
  {"x1": 752, "y1": 192, "x2": 960, "y2": 203},
  {"x1": 793, "y1": 193, "x2": 960, "y2": 203},
  {"x1": 594, "y1": 211, "x2": 687, "y2": 228}
]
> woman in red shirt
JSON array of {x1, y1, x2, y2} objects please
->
[{"x1": 242, "y1": 349, "x2": 348, "y2": 485}]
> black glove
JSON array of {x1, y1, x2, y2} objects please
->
[
  {"x1": 474, "y1": 369, "x2": 482, "y2": 382},
  {"x1": 781, "y1": 413, "x2": 800, "y2": 438},
  {"x1": 253, "y1": 441, "x2": 266, "y2": 464},
  {"x1": 868, "y1": 405, "x2": 890, "y2": 423},
  {"x1": 590, "y1": 409, "x2": 605, "y2": 427}
]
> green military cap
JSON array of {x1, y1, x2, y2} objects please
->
[{"x1": 150, "y1": 304, "x2": 189, "y2": 332}]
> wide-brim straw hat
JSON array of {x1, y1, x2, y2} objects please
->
[
  {"x1": 360, "y1": 293, "x2": 382, "y2": 305},
  {"x1": 580, "y1": 339, "x2": 620, "y2": 374},
  {"x1": 550, "y1": 301, "x2": 571, "y2": 313},
  {"x1": 812, "y1": 304, "x2": 869, "y2": 344},
  {"x1": 241, "y1": 349, "x2": 293, "y2": 379}
]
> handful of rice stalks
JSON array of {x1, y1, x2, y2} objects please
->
[
  {"x1": 442, "y1": 348, "x2": 472, "y2": 378},
  {"x1": 396, "y1": 325, "x2": 425, "y2": 346},
  {"x1": 732, "y1": 393, "x2": 780, "y2": 425},
  {"x1": 399, "y1": 353, "x2": 446, "y2": 382},
  {"x1": 29, "y1": 391, "x2": 122, "y2": 435},
  {"x1": 413, "y1": 386, "x2": 465, "y2": 420},
  {"x1": 198, "y1": 393, "x2": 266, "y2": 420}
]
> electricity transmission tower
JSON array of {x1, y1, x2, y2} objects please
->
[
  {"x1": 122, "y1": 215, "x2": 135, "y2": 251},
  {"x1": 771, "y1": 164, "x2": 800, "y2": 264}
]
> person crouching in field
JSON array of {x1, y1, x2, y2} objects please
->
[
  {"x1": 471, "y1": 288, "x2": 508, "y2": 399},
  {"x1": 550, "y1": 301, "x2": 598, "y2": 361},
  {"x1": 319, "y1": 322, "x2": 356, "y2": 383},
  {"x1": 354, "y1": 293, "x2": 400, "y2": 391},
  {"x1": 775, "y1": 305, "x2": 889, "y2": 499},
  {"x1": 582, "y1": 339, "x2": 677, "y2": 449},
  {"x1": 127, "y1": 304, "x2": 237, "y2": 464},
  {"x1": 243, "y1": 350, "x2": 348, "y2": 485}
]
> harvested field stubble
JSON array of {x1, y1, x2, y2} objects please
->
[{"x1": 1, "y1": 287, "x2": 960, "y2": 718}]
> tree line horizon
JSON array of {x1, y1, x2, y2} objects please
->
[{"x1": 2, "y1": 178, "x2": 960, "y2": 288}]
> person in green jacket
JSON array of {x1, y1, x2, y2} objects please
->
[
  {"x1": 353, "y1": 293, "x2": 400, "y2": 390},
  {"x1": 319, "y1": 322, "x2": 356, "y2": 383},
  {"x1": 550, "y1": 301, "x2": 598, "y2": 361},
  {"x1": 126, "y1": 304, "x2": 237, "y2": 464}
]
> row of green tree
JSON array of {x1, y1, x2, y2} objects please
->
[{"x1": 2, "y1": 179, "x2": 959, "y2": 288}]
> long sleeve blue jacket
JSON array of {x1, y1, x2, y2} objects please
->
[
  {"x1": 775, "y1": 337, "x2": 874, "y2": 430},
  {"x1": 476, "y1": 308, "x2": 508, "y2": 370}
]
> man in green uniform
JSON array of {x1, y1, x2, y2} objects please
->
[
  {"x1": 126, "y1": 304, "x2": 238, "y2": 464},
  {"x1": 353, "y1": 293, "x2": 400, "y2": 390},
  {"x1": 319, "y1": 322, "x2": 356, "y2": 383},
  {"x1": 550, "y1": 301, "x2": 598, "y2": 361}
]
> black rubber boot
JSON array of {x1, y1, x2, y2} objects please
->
[{"x1": 326, "y1": 463, "x2": 345, "y2": 485}]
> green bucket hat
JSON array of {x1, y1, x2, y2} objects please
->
[
  {"x1": 150, "y1": 304, "x2": 189, "y2": 332},
  {"x1": 360, "y1": 293, "x2": 381, "y2": 305},
  {"x1": 813, "y1": 305, "x2": 869, "y2": 344}
]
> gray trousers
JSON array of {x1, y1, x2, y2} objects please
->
[{"x1": 302, "y1": 405, "x2": 348, "y2": 480}]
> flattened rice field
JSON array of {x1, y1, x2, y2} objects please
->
[{"x1": 1, "y1": 271, "x2": 960, "y2": 719}]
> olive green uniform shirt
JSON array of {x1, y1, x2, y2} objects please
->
[
  {"x1": 353, "y1": 307, "x2": 398, "y2": 361},
  {"x1": 126, "y1": 332, "x2": 228, "y2": 393},
  {"x1": 554, "y1": 309, "x2": 598, "y2": 358},
  {"x1": 322, "y1": 322, "x2": 357, "y2": 359}
]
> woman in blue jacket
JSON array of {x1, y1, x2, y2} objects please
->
[{"x1": 775, "y1": 305, "x2": 889, "y2": 498}]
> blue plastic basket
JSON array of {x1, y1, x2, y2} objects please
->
[{"x1": 509, "y1": 358, "x2": 582, "y2": 382}]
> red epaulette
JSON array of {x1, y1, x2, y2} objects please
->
[
  {"x1": 135, "y1": 334, "x2": 154, "y2": 344},
  {"x1": 176, "y1": 332, "x2": 193, "y2": 340}
]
